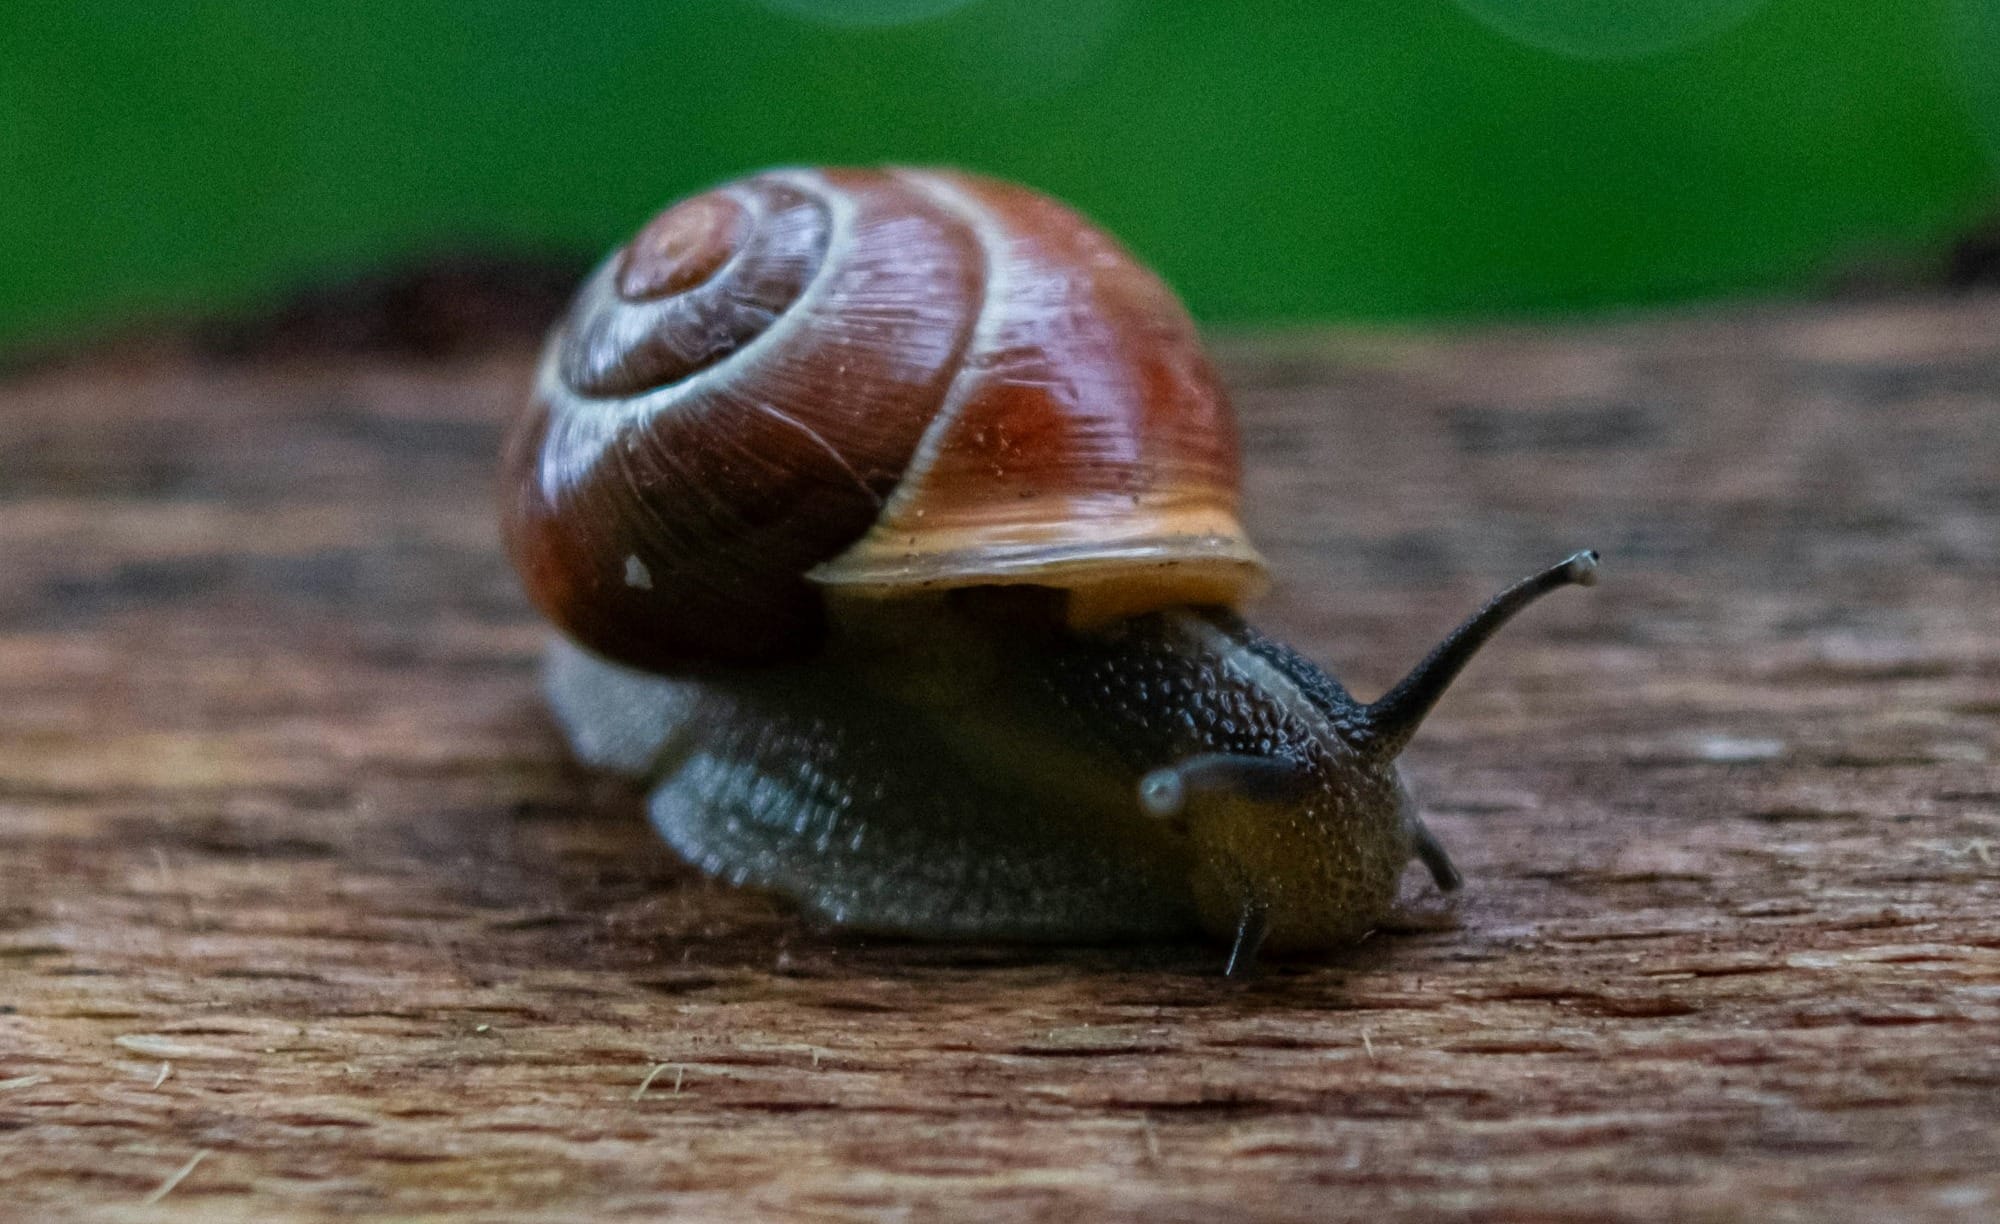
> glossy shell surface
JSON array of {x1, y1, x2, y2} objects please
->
[{"x1": 502, "y1": 168, "x2": 1264, "y2": 670}]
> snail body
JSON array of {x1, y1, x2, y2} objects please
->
[{"x1": 504, "y1": 168, "x2": 1596, "y2": 968}]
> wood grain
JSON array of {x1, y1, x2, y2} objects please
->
[{"x1": 2, "y1": 293, "x2": 1997, "y2": 1221}]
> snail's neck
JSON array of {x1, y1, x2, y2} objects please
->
[
  {"x1": 1171, "y1": 607, "x2": 1371, "y2": 745},
  {"x1": 817, "y1": 587, "x2": 1373, "y2": 748}
]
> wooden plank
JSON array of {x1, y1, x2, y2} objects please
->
[{"x1": 2, "y1": 293, "x2": 1997, "y2": 1221}]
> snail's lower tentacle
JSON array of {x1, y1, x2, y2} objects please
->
[
  {"x1": 1137, "y1": 752, "x2": 1315, "y2": 819},
  {"x1": 1412, "y1": 823, "x2": 1463, "y2": 893},
  {"x1": 1224, "y1": 899, "x2": 1272, "y2": 977}
]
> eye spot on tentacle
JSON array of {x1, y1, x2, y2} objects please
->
[{"x1": 1138, "y1": 768, "x2": 1185, "y2": 818}]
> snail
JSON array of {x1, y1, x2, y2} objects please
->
[{"x1": 502, "y1": 167, "x2": 1598, "y2": 973}]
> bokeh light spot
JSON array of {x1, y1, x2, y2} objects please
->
[
  {"x1": 1953, "y1": 0, "x2": 2000, "y2": 170},
  {"x1": 1451, "y1": 0, "x2": 1773, "y2": 59},
  {"x1": 934, "y1": 0, "x2": 1125, "y2": 101},
  {"x1": 750, "y1": 0, "x2": 985, "y2": 28}
]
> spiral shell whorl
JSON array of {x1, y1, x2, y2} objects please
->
[
  {"x1": 506, "y1": 169, "x2": 983, "y2": 668},
  {"x1": 561, "y1": 183, "x2": 831, "y2": 397},
  {"x1": 503, "y1": 168, "x2": 1262, "y2": 672}
]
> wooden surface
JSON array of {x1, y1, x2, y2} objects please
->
[{"x1": 3, "y1": 292, "x2": 1998, "y2": 1221}]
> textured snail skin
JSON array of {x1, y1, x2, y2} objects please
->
[
  {"x1": 545, "y1": 596, "x2": 1416, "y2": 953},
  {"x1": 504, "y1": 168, "x2": 1595, "y2": 962}
]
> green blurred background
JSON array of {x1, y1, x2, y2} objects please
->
[{"x1": 4, "y1": 0, "x2": 1997, "y2": 349}]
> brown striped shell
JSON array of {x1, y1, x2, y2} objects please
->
[{"x1": 502, "y1": 167, "x2": 1265, "y2": 671}]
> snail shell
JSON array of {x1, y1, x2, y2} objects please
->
[{"x1": 502, "y1": 167, "x2": 1264, "y2": 672}]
